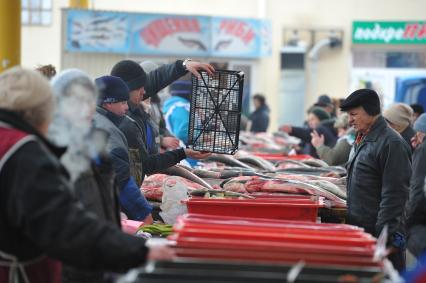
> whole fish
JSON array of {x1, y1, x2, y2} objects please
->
[
  {"x1": 301, "y1": 159, "x2": 329, "y2": 168},
  {"x1": 236, "y1": 156, "x2": 276, "y2": 172},
  {"x1": 161, "y1": 165, "x2": 213, "y2": 190},
  {"x1": 206, "y1": 154, "x2": 254, "y2": 170},
  {"x1": 276, "y1": 167, "x2": 346, "y2": 176},
  {"x1": 276, "y1": 160, "x2": 312, "y2": 169}
]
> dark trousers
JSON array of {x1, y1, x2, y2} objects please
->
[{"x1": 388, "y1": 248, "x2": 406, "y2": 273}]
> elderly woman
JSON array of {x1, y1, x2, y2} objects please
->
[
  {"x1": 0, "y1": 67, "x2": 170, "y2": 283},
  {"x1": 310, "y1": 113, "x2": 355, "y2": 166},
  {"x1": 383, "y1": 103, "x2": 416, "y2": 151}
]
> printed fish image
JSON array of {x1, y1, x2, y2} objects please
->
[
  {"x1": 70, "y1": 15, "x2": 127, "y2": 49},
  {"x1": 178, "y1": 37, "x2": 208, "y2": 51},
  {"x1": 214, "y1": 39, "x2": 233, "y2": 51}
]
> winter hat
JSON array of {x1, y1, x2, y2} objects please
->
[
  {"x1": 309, "y1": 106, "x2": 331, "y2": 121},
  {"x1": 317, "y1": 94, "x2": 333, "y2": 107},
  {"x1": 110, "y1": 60, "x2": 147, "y2": 91},
  {"x1": 140, "y1": 60, "x2": 159, "y2": 74},
  {"x1": 334, "y1": 113, "x2": 349, "y2": 129},
  {"x1": 414, "y1": 113, "x2": 426, "y2": 133},
  {"x1": 170, "y1": 80, "x2": 192, "y2": 101},
  {"x1": 340, "y1": 89, "x2": 381, "y2": 116},
  {"x1": 383, "y1": 103, "x2": 413, "y2": 130},
  {"x1": 49, "y1": 69, "x2": 97, "y2": 147},
  {"x1": 0, "y1": 66, "x2": 52, "y2": 111},
  {"x1": 95, "y1": 75, "x2": 129, "y2": 106}
]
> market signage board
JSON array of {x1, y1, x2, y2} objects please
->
[
  {"x1": 352, "y1": 21, "x2": 426, "y2": 44},
  {"x1": 65, "y1": 9, "x2": 272, "y2": 58}
]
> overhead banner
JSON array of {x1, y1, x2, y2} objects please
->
[
  {"x1": 353, "y1": 21, "x2": 426, "y2": 44},
  {"x1": 65, "y1": 9, "x2": 271, "y2": 58},
  {"x1": 132, "y1": 15, "x2": 211, "y2": 56}
]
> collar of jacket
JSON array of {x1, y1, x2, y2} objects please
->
[
  {"x1": 0, "y1": 108, "x2": 66, "y2": 158},
  {"x1": 96, "y1": 106, "x2": 124, "y2": 127},
  {"x1": 128, "y1": 100, "x2": 150, "y2": 119},
  {"x1": 363, "y1": 116, "x2": 387, "y2": 142}
]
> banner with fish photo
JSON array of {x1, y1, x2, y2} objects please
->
[
  {"x1": 131, "y1": 14, "x2": 211, "y2": 57},
  {"x1": 210, "y1": 17, "x2": 269, "y2": 58},
  {"x1": 66, "y1": 10, "x2": 132, "y2": 53}
]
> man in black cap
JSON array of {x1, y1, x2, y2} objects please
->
[
  {"x1": 340, "y1": 88, "x2": 411, "y2": 271},
  {"x1": 111, "y1": 59, "x2": 213, "y2": 185}
]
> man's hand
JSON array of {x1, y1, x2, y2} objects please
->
[
  {"x1": 143, "y1": 214, "x2": 154, "y2": 225},
  {"x1": 185, "y1": 61, "x2": 215, "y2": 78},
  {"x1": 147, "y1": 245, "x2": 175, "y2": 261},
  {"x1": 184, "y1": 149, "x2": 211, "y2": 159},
  {"x1": 161, "y1": 137, "x2": 180, "y2": 149},
  {"x1": 279, "y1": 125, "x2": 292, "y2": 133},
  {"x1": 310, "y1": 130, "x2": 325, "y2": 148}
]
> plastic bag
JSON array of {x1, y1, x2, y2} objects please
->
[{"x1": 159, "y1": 177, "x2": 188, "y2": 224}]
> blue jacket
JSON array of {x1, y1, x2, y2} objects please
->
[
  {"x1": 249, "y1": 105, "x2": 270, "y2": 132},
  {"x1": 163, "y1": 96, "x2": 190, "y2": 144},
  {"x1": 93, "y1": 106, "x2": 152, "y2": 220}
]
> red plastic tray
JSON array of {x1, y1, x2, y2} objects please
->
[
  {"x1": 172, "y1": 236, "x2": 375, "y2": 256},
  {"x1": 185, "y1": 199, "x2": 323, "y2": 222},
  {"x1": 173, "y1": 247, "x2": 380, "y2": 268},
  {"x1": 178, "y1": 214, "x2": 363, "y2": 231}
]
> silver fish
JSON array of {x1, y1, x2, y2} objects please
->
[
  {"x1": 236, "y1": 156, "x2": 276, "y2": 172},
  {"x1": 206, "y1": 154, "x2": 254, "y2": 170},
  {"x1": 161, "y1": 165, "x2": 213, "y2": 190}
]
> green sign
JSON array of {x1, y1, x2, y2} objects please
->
[{"x1": 353, "y1": 21, "x2": 426, "y2": 44}]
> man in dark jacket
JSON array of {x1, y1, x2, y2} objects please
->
[
  {"x1": 280, "y1": 107, "x2": 337, "y2": 158},
  {"x1": 406, "y1": 114, "x2": 426, "y2": 258},
  {"x1": 111, "y1": 60, "x2": 212, "y2": 185},
  {"x1": 93, "y1": 75, "x2": 153, "y2": 222},
  {"x1": 341, "y1": 88, "x2": 411, "y2": 271},
  {"x1": 249, "y1": 94, "x2": 270, "y2": 132},
  {"x1": 0, "y1": 68, "x2": 171, "y2": 283}
]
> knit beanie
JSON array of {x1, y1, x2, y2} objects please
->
[
  {"x1": 0, "y1": 66, "x2": 52, "y2": 111},
  {"x1": 170, "y1": 80, "x2": 192, "y2": 101},
  {"x1": 309, "y1": 106, "x2": 331, "y2": 121},
  {"x1": 95, "y1": 76, "x2": 129, "y2": 106},
  {"x1": 414, "y1": 113, "x2": 426, "y2": 133},
  {"x1": 383, "y1": 103, "x2": 413, "y2": 130},
  {"x1": 111, "y1": 60, "x2": 147, "y2": 91}
]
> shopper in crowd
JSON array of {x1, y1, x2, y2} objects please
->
[
  {"x1": 0, "y1": 67, "x2": 171, "y2": 283},
  {"x1": 280, "y1": 107, "x2": 337, "y2": 158},
  {"x1": 383, "y1": 103, "x2": 416, "y2": 151},
  {"x1": 48, "y1": 69, "x2": 127, "y2": 282},
  {"x1": 112, "y1": 60, "x2": 211, "y2": 184},
  {"x1": 163, "y1": 80, "x2": 193, "y2": 144},
  {"x1": 313, "y1": 94, "x2": 336, "y2": 117},
  {"x1": 140, "y1": 60, "x2": 180, "y2": 152},
  {"x1": 310, "y1": 113, "x2": 355, "y2": 166},
  {"x1": 406, "y1": 113, "x2": 426, "y2": 259},
  {"x1": 93, "y1": 75, "x2": 153, "y2": 222},
  {"x1": 340, "y1": 88, "x2": 411, "y2": 272},
  {"x1": 36, "y1": 64, "x2": 57, "y2": 80},
  {"x1": 410, "y1": 103, "x2": 424, "y2": 123},
  {"x1": 249, "y1": 94, "x2": 270, "y2": 132}
]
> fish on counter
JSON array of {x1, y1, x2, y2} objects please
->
[
  {"x1": 205, "y1": 154, "x2": 255, "y2": 170},
  {"x1": 161, "y1": 164, "x2": 214, "y2": 190},
  {"x1": 276, "y1": 166, "x2": 347, "y2": 177},
  {"x1": 220, "y1": 175, "x2": 346, "y2": 205},
  {"x1": 141, "y1": 173, "x2": 207, "y2": 202},
  {"x1": 300, "y1": 158, "x2": 329, "y2": 168},
  {"x1": 276, "y1": 160, "x2": 312, "y2": 169},
  {"x1": 234, "y1": 153, "x2": 276, "y2": 172}
]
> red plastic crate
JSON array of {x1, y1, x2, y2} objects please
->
[{"x1": 185, "y1": 198, "x2": 323, "y2": 222}]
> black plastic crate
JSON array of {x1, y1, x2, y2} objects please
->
[{"x1": 187, "y1": 70, "x2": 244, "y2": 155}]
